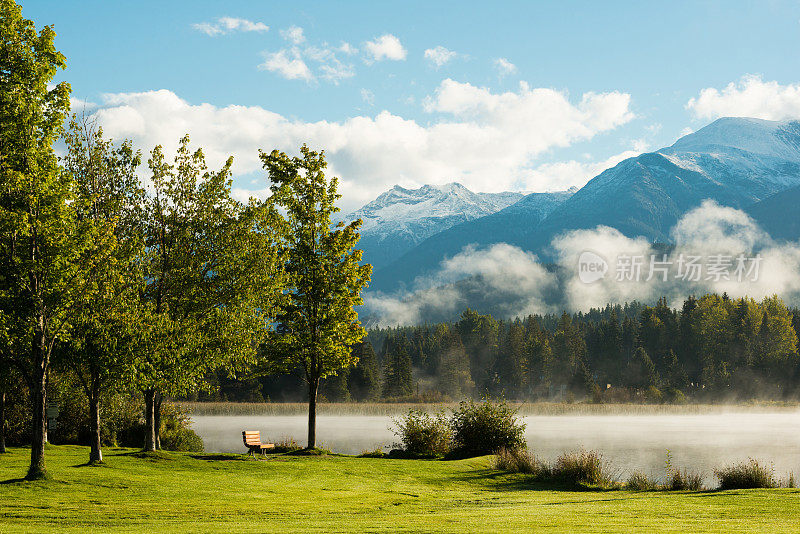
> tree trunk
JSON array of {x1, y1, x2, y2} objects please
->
[
  {"x1": 307, "y1": 379, "x2": 318, "y2": 449},
  {"x1": 88, "y1": 388, "x2": 102, "y2": 463},
  {"x1": 27, "y1": 365, "x2": 47, "y2": 479},
  {"x1": 143, "y1": 389, "x2": 157, "y2": 452},
  {"x1": 0, "y1": 390, "x2": 6, "y2": 454},
  {"x1": 154, "y1": 392, "x2": 163, "y2": 450}
]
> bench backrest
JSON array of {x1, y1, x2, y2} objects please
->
[{"x1": 242, "y1": 430, "x2": 261, "y2": 446}]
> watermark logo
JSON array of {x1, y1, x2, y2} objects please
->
[
  {"x1": 576, "y1": 251, "x2": 763, "y2": 284},
  {"x1": 578, "y1": 251, "x2": 608, "y2": 284}
]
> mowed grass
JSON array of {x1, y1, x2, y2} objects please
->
[{"x1": 1, "y1": 445, "x2": 799, "y2": 533}]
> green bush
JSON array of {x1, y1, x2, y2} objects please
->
[
  {"x1": 157, "y1": 404, "x2": 204, "y2": 452},
  {"x1": 552, "y1": 449, "x2": 610, "y2": 486},
  {"x1": 273, "y1": 436, "x2": 302, "y2": 454},
  {"x1": 450, "y1": 400, "x2": 526, "y2": 457},
  {"x1": 493, "y1": 447, "x2": 540, "y2": 474},
  {"x1": 358, "y1": 448, "x2": 387, "y2": 458},
  {"x1": 667, "y1": 468, "x2": 704, "y2": 490},
  {"x1": 625, "y1": 471, "x2": 659, "y2": 491},
  {"x1": 495, "y1": 448, "x2": 614, "y2": 488},
  {"x1": 392, "y1": 409, "x2": 451, "y2": 457},
  {"x1": 664, "y1": 388, "x2": 687, "y2": 404},
  {"x1": 664, "y1": 451, "x2": 704, "y2": 490},
  {"x1": 715, "y1": 458, "x2": 776, "y2": 489}
]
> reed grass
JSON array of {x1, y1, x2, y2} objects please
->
[{"x1": 178, "y1": 401, "x2": 800, "y2": 417}]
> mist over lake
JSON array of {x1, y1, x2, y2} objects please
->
[{"x1": 190, "y1": 407, "x2": 800, "y2": 484}]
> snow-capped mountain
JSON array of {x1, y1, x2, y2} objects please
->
[
  {"x1": 337, "y1": 183, "x2": 524, "y2": 268},
  {"x1": 370, "y1": 187, "x2": 576, "y2": 291},
  {"x1": 516, "y1": 117, "x2": 800, "y2": 255},
  {"x1": 370, "y1": 117, "x2": 800, "y2": 292}
]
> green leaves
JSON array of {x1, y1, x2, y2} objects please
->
[
  {"x1": 138, "y1": 135, "x2": 285, "y2": 397},
  {"x1": 261, "y1": 145, "x2": 372, "y2": 384}
]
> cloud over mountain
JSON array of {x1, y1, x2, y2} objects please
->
[
  {"x1": 84, "y1": 81, "x2": 634, "y2": 211},
  {"x1": 687, "y1": 75, "x2": 800, "y2": 121}
]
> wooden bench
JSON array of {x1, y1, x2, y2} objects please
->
[{"x1": 242, "y1": 430, "x2": 275, "y2": 458}]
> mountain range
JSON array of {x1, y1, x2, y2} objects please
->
[
  {"x1": 335, "y1": 183, "x2": 523, "y2": 268},
  {"x1": 348, "y1": 117, "x2": 800, "y2": 294}
]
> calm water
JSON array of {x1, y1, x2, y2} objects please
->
[{"x1": 191, "y1": 411, "x2": 800, "y2": 482}]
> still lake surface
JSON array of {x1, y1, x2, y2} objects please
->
[{"x1": 192, "y1": 411, "x2": 800, "y2": 482}]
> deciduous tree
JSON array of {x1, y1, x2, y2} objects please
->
[{"x1": 262, "y1": 145, "x2": 371, "y2": 448}]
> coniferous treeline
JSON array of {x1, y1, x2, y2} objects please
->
[{"x1": 225, "y1": 294, "x2": 800, "y2": 403}]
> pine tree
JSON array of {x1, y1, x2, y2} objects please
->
[
  {"x1": 494, "y1": 321, "x2": 525, "y2": 398},
  {"x1": 436, "y1": 329, "x2": 473, "y2": 399},
  {"x1": 348, "y1": 341, "x2": 380, "y2": 401},
  {"x1": 382, "y1": 335, "x2": 413, "y2": 398}
]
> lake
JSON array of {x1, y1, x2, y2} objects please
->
[{"x1": 190, "y1": 407, "x2": 800, "y2": 483}]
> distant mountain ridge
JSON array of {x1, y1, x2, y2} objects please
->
[
  {"x1": 369, "y1": 117, "x2": 800, "y2": 292},
  {"x1": 336, "y1": 182, "x2": 524, "y2": 268},
  {"x1": 745, "y1": 184, "x2": 800, "y2": 242},
  {"x1": 370, "y1": 187, "x2": 576, "y2": 291}
]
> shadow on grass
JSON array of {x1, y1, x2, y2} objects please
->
[
  {"x1": 189, "y1": 453, "x2": 247, "y2": 461},
  {"x1": 117, "y1": 450, "x2": 175, "y2": 461},
  {"x1": 450, "y1": 468, "x2": 619, "y2": 493},
  {"x1": 454, "y1": 468, "x2": 800, "y2": 499},
  {"x1": 0, "y1": 477, "x2": 27, "y2": 485},
  {"x1": 71, "y1": 461, "x2": 110, "y2": 468}
]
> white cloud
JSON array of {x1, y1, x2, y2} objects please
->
[
  {"x1": 192, "y1": 17, "x2": 269, "y2": 36},
  {"x1": 424, "y1": 46, "x2": 457, "y2": 68},
  {"x1": 260, "y1": 30, "x2": 354, "y2": 84},
  {"x1": 360, "y1": 89, "x2": 375, "y2": 106},
  {"x1": 259, "y1": 49, "x2": 313, "y2": 81},
  {"x1": 526, "y1": 147, "x2": 644, "y2": 192},
  {"x1": 364, "y1": 201, "x2": 800, "y2": 325},
  {"x1": 364, "y1": 34, "x2": 407, "y2": 62},
  {"x1": 304, "y1": 45, "x2": 354, "y2": 83},
  {"x1": 494, "y1": 57, "x2": 517, "y2": 77},
  {"x1": 86, "y1": 81, "x2": 633, "y2": 211},
  {"x1": 687, "y1": 74, "x2": 800, "y2": 121},
  {"x1": 339, "y1": 42, "x2": 358, "y2": 55},
  {"x1": 364, "y1": 244, "x2": 557, "y2": 325},
  {"x1": 280, "y1": 25, "x2": 305, "y2": 44},
  {"x1": 69, "y1": 96, "x2": 97, "y2": 112}
]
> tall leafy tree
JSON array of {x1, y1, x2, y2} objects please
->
[
  {"x1": 138, "y1": 136, "x2": 284, "y2": 451},
  {"x1": 0, "y1": 0, "x2": 111, "y2": 479},
  {"x1": 56, "y1": 117, "x2": 145, "y2": 463},
  {"x1": 261, "y1": 145, "x2": 371, "y2": 449}
]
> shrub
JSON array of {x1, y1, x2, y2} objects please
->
[
  {"x1": 158, "y1": 404, "x2": 204, "y2": 452},
  {"x1": 667, "y1": 469, "x2": 704, "y2": 491},
  {"x1": 553, "y1": 449, "x2": 610, "y2": 486},
  {"x1": 715, "y1": 458, "x2": 776, "y2": 489},
  {"x1": 493, "y1": 447, "x2": 540, "y2": 474},
  {"x1": 664, "y1": 388, "x2": 687, "y2": 404},
  {"x1": 358, "y1": 448, "x2": 387, "y2": 458},
  {"x1": 273, "y1": 437, "x2": 302, "y2": 453},
  {"x1": 450, "y1": 400, "x2": 526, "y2": 457},
  {"x1": 392, "y1": 409, "x2": 451, "y2": 457},
  {"x1": 625, "y1": 471, "x2": 659, "y2": 491},
  {"x1": 644, "y1": 386, "x2": 663, "y2": 404},
  {"x1": 500, "y1": 449, "x2": 615, "y2": 488},
  {"x1": 664, "y1": 450, "x2": 704, "y2": 490}
]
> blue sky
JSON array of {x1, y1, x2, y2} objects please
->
[{"x1": 22, "y1": 0, "x2": 800, "y2": 210}]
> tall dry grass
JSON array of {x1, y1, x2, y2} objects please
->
[{"x1": 178, "y1": 401, "x2": 800, "y2": 417}]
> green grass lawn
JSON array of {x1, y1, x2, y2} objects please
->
[{"x1": 1, "y1": 445, "x2": 798, "y2": 533}]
